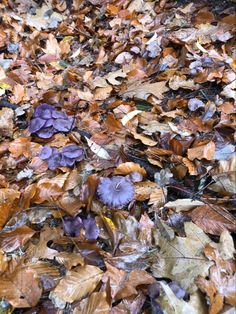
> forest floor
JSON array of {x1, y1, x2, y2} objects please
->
[{"x1": 0, "y1": 0, "x2": 235, "y2": 313}]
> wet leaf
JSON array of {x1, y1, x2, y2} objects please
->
[{"x1": 50, "y1": 265, "x2": 103, "y2": 303}]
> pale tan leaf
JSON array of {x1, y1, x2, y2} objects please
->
[
  {"x1": 50, "y1": 265, "x2": 103, "y2": 303},
  {"x1": 169, "y1": 75, "x2": 199, "y2": 90},
  {"x1": 121, "y1": 110, "x2": 142, "y2": 126},
  {"x1": 132, "y1": 131, "x2": 157, "y2": 146},
  {"x1": 85, "y1": 137, "x2": 111, "y2": 159},
  {"x1": 0, "y1": 108, "x2": 14, "y2": 137},
  {"x1": 135, "y1": 181, "x2": 157, "y2": 201},
  {"x1": 115, "y1": 162, "x2": 146, "y2": 176},
  {"x1": 106, "y1": 69, "x2": 127, "y2": 85},
  {"x1": 164, "y1": 199, "x2": 204, "y2": 212},
  {"x1": 122, "y1": 81, "x2": 169, "y2": 100},
  {"x1": 159, "y1": 282, "x2": 206, "y2": 314},
  {"x1": 148, "y1": 188, "x2": 166, "y2": 206},
  {"x1": 151, "y1": 222, "x2": 214, "y2": 292}
]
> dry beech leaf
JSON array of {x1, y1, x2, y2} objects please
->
[
  {"x1": 209, "y1": 155, "x2": 236, "y2": 195},
  {"x1": 106, "y1": 69, "x2": 127, "y2": 85},
  {"x1": 103, "y1": 262, "x2": 155, "y2": 300},
  {"x1": 55, "y1": 252, "x2": 84, "y2": 270},
  {"x1": 151, "y1": 222, "x2": 213, "y2": 293},
  {"x1": 196, "y1": 244, "x2": 236, "y2": 313},
  {"x1": 0, "y1": 267, "x2": 42, "y2": 308},
  {"x1": 27, "y1": 261, "x2": 61, "y2": 291},
  {"x1": 0, "y1": 108, "x2": 14, "y2": 137},
  {"x1": 0, "y1": 226, "x2": 35, "y2": 253},
  {"x1": 115, "y1": 162, "x2": 146, "y2": 176},
  {"x1": 0, "y1": 250, "x2": 8, "y2": 274},
  {"x1": 122, "y1": 81, "x2": 169, "y2": 100},
  {"x1": 50, "y1": 265, "x2": 103, "y2": 303},
  {"x1": 0, "y1": 189, "x2": 21, "y2": 230},
  {"x1": 27, "y1": 225, "x2": 62, "y2": 260},
  {"x1": 9, "y1": 138, "x2": 41, "y2": 158},
  {"x1": 169, "y1": 75, "x2": 199, "y2": 90},
  {"x1": 10, "y1": 84, "x2": 25, "y2": 104},
  {"x1": 188, "y1": 205, "x2": 236, "y2": 235},
  {"x1": 148, "y1": 188, "x2": 166, "y2": 207},
  {"x1": 85, "y1": 137, "x2": 111, "y2": 160},
  {"x1": 165, "y1": 199, "x2": 204, "y2": 212},
  {"x1": 159, "y1": 282, "x2": 206, "y2": 314},
  {"x1": 121, "y1": 110, "x2": 142, "y2": 126},
  {"x1": 73, "y1": 291, "x2": 110, "y2": 314},
  {"x1": 187, "y1": 141, "x2": 216, "y2": 161},
  {"x1": 132, "y1": 131, "x2": 157, "y2": 146},
  {"x1": 94, "y1": 85, "x2": 113, "y2": 100},
  {"x1": 135, "y1": 181, "x2": 157, "y2": 201}
]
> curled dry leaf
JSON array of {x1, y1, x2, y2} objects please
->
[
  {"x1": 132, "y1": 131, "x2": 157, "y2": 146},
  {"x1": 164, "y1": 199, "x2": 204, "y2": 212},
  {"x1": 115, "y1": 162, "x2": 146, "y2": 176},
  {"x1": 50, "y1": 265, "x2": 103, "y2": 303},
  {"x1": 85, "y1": 137, "x2": 111, "y2": 160},
  {"x1": 187, "y1": 141, "x2": 216, "y2": 161}
]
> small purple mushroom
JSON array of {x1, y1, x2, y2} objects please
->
[
  {"x1": 97, "y1": 176, "x2": 135, "y2": 208},
  {"x1": 29, "y1": 104, "x2": 74, "y2": 138},
  {"x1": 38, "y1": 145, "x2": 84, "y2": 170},
  {"x1": 63, "y1": 215, "x2": 100, "y2": 240}
]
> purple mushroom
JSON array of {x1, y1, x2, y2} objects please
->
[
  {"x1": 63, "y1": 215, "x2": 100, "y2": 240},
  {"x1": 29, "y1": 104, "x2": 74, "y2": 138},
  {"x1": 38, "y1": 145, "x2": 84, "y2": 170},
  {"x1": 97, "y1": 176, "x2": 135, "y2": 208}
]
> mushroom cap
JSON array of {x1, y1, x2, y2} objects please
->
[{"x1": 97, "y1": 176, "x2": 135, "y2": 208}]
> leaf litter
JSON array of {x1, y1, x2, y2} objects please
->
[{"x1": 0, "y1": 0, "x2": 235, "y2": 313}]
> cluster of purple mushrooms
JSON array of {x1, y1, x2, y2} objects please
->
[{"x1": 29, "y1": 104, "x2": 136, "y2": 238}]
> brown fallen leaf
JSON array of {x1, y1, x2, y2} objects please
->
[
  {"x1": 115, "y1": 162, "x2": 146, "y2": 176},
  {"x1": 0, "y1": 267, "x2": 42, "y2": 308},
  {"x1": 187, "y1": 141, "x2": 216, "y2": 161},
  {"x1": 0, "y1": 107, "x2": 14, "y2": 137},
  {"x1": 169, "y1": 75, "x2": 200, "y2": 90},
  {"x1": 0, "y1": 250, "x2": 8, "y2": 274},
  {"x1": 151, "y1": 222, "x2": 213, "y2": 293},
  {"x1": 0, "y1": 226, "x2": 35, "y2": 253},
  {"x1": 94, "y1": 85, "x2": 113, "y2": 100},
  {"x1": 188, "y1": 205, "x2": 236, "y2": 235},
  {"x1": 122, "y1": 81, "x2": 169, "y2": 100},
  {"x1": 103, "y1": 262, "x2": 156, "y2": 300},
  {"x1": 132, "y1": 131, "x2": 157, "y2": 146},
  {"x1": 196, "y1": 244, "x2": 236, "y2": 314},
  {"x1": 135, "y1": 181, "x2": 157, "y2": 201},
  {"x1": 55, "y1": 252, "x2": 84, "y2": 270},
  {"x1": 10, "y1": 84, "x2": 25, "y2": 104},
  {"x1": 73, "y1": 291, "x2": 110, "y2": 314},
  {"x1": 50, "y1": 265, "x2": 103, "y2": 303},
  {"x1": 0, "y1": 188, "x2": 21, "y2": 231}
]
